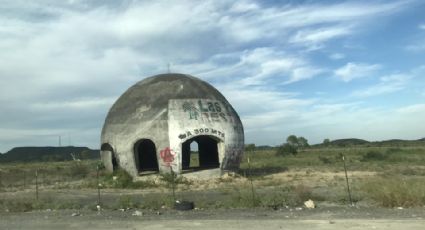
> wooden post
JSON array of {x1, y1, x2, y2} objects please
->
[
  {"x1": 23, "y1": 171, "x2": 26, "y2": 188},
  {"x1": 35, "y1": 169, "x2": 39, "y2": 201},
  {"x1": 171, "y1": 168, "x2": 176, "y2": 203},
  {"x1": 97, "y1": 165, "x2": 101, "y2": 206},
  {"x1": 342, "y1": 154, "x2": 353, "y2": 206},
  {"x1": 247, "y1": 152, "x2": 256, "y2": 207}
]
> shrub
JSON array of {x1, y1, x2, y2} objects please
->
[
  {"x1": 318, "y1": 156, "x2": 333, "y2": 164},
  {"x1": 276, "y1": 143, "x2": 297, "y2": 156},
  {"x1": 111, "y1": 169, "x2": 133, "y2": 188},
  {"x1": 294, "y1": 184, "x2": 313, "y2": 202},
  {"x1": 67, "y1": 163, "x2": 90, "y2": 179},
  {"x1": 361, "y1": 151, "x2": 387, "y2": 161}
]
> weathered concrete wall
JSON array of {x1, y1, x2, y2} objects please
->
[
  {"x1": 100, "y1": 73, "x2": 244, "y2": 177},
  {"x1": 167, "y1": 99, "x2": 244, "y2": 173}
]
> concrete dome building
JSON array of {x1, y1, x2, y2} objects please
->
[{"x1": 100, "y1": 73, "x2": 244, "y2": 177}]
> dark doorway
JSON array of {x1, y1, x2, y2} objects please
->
[
  {"x1": 101, "y1": 143, "x2": 118, "y2": 171},
  {"x1": 134, "y1": 139, "x2": 159, "y2": 173},
  {"x1": 182, "y1": 135, "x2": 219, "y2": 170}
]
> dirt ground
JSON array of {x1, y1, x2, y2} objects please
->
[{"x1": 1, "y1": 207, "x2": 424, "y2": 230}]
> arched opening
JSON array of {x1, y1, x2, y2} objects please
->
[
  {"x1": 182, "y1": 135, "x2": 219, "y2": 170},
  {"x1": 134, "y1": 139, "x2": 159, "y2": 173},
  {"x1": 101, "y1": 143, "x2": 118, "y2": 171}
]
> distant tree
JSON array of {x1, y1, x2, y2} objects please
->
[
  {"x1": 276, "y1": 135, "x2": 310, "y2": 156},
  {"x1": 286, "y1": 135, "x2": 299, "y2": 147},
  {"x1": 297, "y1": 136, "x2": 309, "y2": 148},
  {"x1": 244, "y1": 144, "x2": 256, "y2": 152},
  {"x1": 323, "y1": 138, "x2": 330, "y2": 146},
  {"x1": 276, "y1": 143, "x2": 298, "y2": 156}
]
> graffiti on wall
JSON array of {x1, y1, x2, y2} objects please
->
[
  {"x1": 159, "y1": 147, "x2": 176, "y2": 167},
  {"x1": 178, "y1": 128, "x2": 225, "y2": 140},
  {"x1": 182, "y1": 100, "x2": 235, "y2": 123}
]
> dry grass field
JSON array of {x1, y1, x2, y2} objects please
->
[{"x1": 1, "y1": 146, "x2": 425, "y2": 212}]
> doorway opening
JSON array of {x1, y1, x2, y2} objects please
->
[
  {"x1": 134, "y1": 139, "x2": 159, "y2": 173},
  {"x1": 182, "y1": 135, "x2": 219, "y2": 170},
  {"x1": 101, "y1": 143, "x2": 118, "y2": 171}
]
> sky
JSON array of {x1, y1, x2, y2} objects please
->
[{"x1": 1, "y1": 0, "x2": 425, "y2": 152}]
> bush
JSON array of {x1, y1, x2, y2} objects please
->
[
  {"x1": 66, "y1": 163, "x2": 90, "y2": 179},
  {"x1": 294, "y1": 184, "x2": 313, "y2": 202},
  {"x1": 361, "y1": 151, "x2": 387, "y2": 161},
  {"x1": 276, "y1": 143, "x2": 297, "y2": 156},
  {"x1": 112, "y1": 169, "x2": 133, "y2": 188},
  {"x1": 318, "y1": 156, "x2": 333, "y2": 164}
]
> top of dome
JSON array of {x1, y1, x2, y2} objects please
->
[{"x1": 103, "y1": 73, "x2": 231, "y2": 126}]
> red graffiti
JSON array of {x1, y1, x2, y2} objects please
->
[{"x1": 160, "y1": 147, "x2": 175, "y2": 167}]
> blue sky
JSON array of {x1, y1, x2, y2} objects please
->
[{"x1": 0, "y1": 0, "x2": 424, "y2": 152}]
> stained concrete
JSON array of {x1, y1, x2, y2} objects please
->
[{"x1": 100, "y1": 73, "x2": 244, "y2": 177}]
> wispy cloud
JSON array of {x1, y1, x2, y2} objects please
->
[
  {"x1": 335, "y1": 62, "x2": 381, "y2": 82},
  {"x1": 290, "y1": 26, "x2": 352, "y2": 49},
  {"x1": 351, "y1": 74, "x2": 410, "y2": 97}
]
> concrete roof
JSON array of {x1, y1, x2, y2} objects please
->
[{"x1": 102, "y1": 73, "x2": 233, "y2": 131}]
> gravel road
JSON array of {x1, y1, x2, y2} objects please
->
[{"x1": 1, "y1": 207, "x2": 424, "y2": 230}]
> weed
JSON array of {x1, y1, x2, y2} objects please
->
[
  {"x1": 229, "y1": 188, "x2": 261, "y2": 208},
  {"x1": 361, "y1": 177, "x2": 425, "y2": 207},
  {"x1": 160, "y1": 172, "x2": 192, "y2": 188},
  {"x1": 118, "y1": 195, "x2": 140, "y2": 209}
]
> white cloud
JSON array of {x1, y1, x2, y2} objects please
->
[
  {"x1": 335, "y1": 62, "x2": 381, "y2": 82},
  {"x1": 419, "y1": 24, "x2": 425, "y2": 30},
  {"x1": 329, "y1": 53, "x2": 345, "y2": 60}
]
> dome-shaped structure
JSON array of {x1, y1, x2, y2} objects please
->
[{"x1": 100, "y1": 73, "x2": 244, "y2": 177}]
